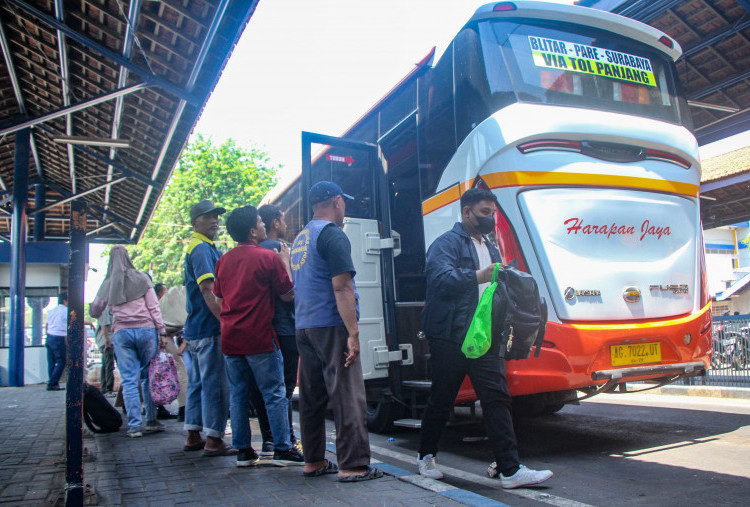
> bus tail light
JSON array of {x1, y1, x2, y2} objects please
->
[
  {"x1": 644, "y1": 149, "x2": 691, "y2": 168},
  {"x1": 518, "y1": 140, "x2": 691, "y2": 169},
  {"x1": 699, "y1": 228, "x2": 710, "y2": 309},
  {"x1": 495, "y1": 206, "x2": 528, "y2": 272},
  {"x1": 493, "y1": 2, "x2": 517, "y2": 11},
  {"x1": 658, "y1": 35, "x2": 674, "y2": 49}
]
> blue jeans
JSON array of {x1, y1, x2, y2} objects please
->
[
  {"x1": 113, "y1": 328, "x2": 159, "y2": 431},
  {"x1": 184, "y1": 336, "x2": 229, "y2": 438},
  {"x1": 225, "y1": 349, "x2": 291, "y2": 451},
  {"x1": 46, "y1": 334, "x2": 66, "y2": 387}
]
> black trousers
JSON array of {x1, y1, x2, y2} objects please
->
[
  {"x1": 418, "y1": 338, "x2": 520, "y2": 471},
  {"x1": 296, "y1": 326, "x2": 370, "y2": 469}
]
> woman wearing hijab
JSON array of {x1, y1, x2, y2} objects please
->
[{"x1": 90, "y1": 246, "x2": 167, "y2": 437}]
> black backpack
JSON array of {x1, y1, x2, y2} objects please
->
[
  {"x1": 83, "y1": 383, "x2": 123, "y2": 433},
  {"x1": 491, "y1": 265, "x2": 548, "y2": 360}
]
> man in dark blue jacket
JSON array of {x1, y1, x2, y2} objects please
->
[{"x1": 417, "y1": 188, "x2": 553, "y2": 489}]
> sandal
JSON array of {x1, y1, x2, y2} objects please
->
[
  {"x1": 183, "y1": 440, "x2": 206, "y2": 452},
  {"x1": 337, "y1": 466, "x2": 384, "y2": 482},
  {"x1": 203, "y1": 444, "x2": 238, "y2": 457},
  {"x1": 303, "y1": 460, "x2": 339, "y2": 477}
]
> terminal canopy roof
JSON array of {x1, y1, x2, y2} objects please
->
[{"x1": 0, "y1": 0, "x2": 258, "y2": 243}]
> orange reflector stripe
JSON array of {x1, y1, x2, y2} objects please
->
[{"x1": 421, "y1": 171, "x2": 699, "y2": 215}]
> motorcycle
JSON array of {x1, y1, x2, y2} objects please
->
[
  {"x1": 731, "y1": 327, "x2": 750, "y2": 370},
  {"x1": 712, "y1": 325, "x2": 741, "y2": 368}
]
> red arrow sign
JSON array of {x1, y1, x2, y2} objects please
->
[{"x1": 326, "y1": 154, "x2": 355, "y2": 164}]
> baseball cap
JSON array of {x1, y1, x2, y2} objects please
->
[
  {"x1": 189, "y1": 200, "x2": 226, "y2": 221},
  {"x1": 309, "y1": 181, "x2": 354, "y2": 206}
]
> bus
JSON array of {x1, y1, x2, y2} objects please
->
[{"x1": 264, "y1": 1, "x2": 711, "y2": 431}]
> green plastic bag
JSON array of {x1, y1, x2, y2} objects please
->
[{"x1": 461, "y1": 263, "x2": 501, "y2": 359}]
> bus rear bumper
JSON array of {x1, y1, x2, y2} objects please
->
[{"x1": 591, "y1": 361, "x2": 706, "y2": 381}]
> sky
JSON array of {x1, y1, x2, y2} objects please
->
[{"x1": 83, "y1": 0, "x2": 750, "y2": 301}]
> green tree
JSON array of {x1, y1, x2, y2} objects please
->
[{"x1": 127, "y1": 135, "x2": 279, "y2": 286}]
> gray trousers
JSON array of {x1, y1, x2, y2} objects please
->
[{"x1": 296, "y1": 326, "x2": 370, "y2": 469}]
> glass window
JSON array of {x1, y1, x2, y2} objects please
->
[{"x1": 485, "y1": 20, "x2": 683, "y2": 125}]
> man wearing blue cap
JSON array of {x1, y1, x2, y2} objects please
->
[{"x1": 290, "y1": 181, "x2": 383, "y2": 482}]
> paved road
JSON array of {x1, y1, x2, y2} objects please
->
[{"x1": 358, "y1": 393, "x2": 750, "y2": 506}]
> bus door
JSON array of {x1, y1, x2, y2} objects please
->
[{"x1": 301, "y1": 132, "x2": 412, "y2": 382}]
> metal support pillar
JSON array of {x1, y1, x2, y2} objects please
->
[
  {"x1": 8, "y1": 128, "x2": 30, "y2": 387},
  {"x1": 34, "y1": 183, "x2": 45, "y2": 241},
  {"x1": 65, "y1": 199, "x2": 87, "y2": 507}
]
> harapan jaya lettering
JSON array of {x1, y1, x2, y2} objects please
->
[
  {"x1": 528, "y1": 36, "x2": 656, "y2": 87},
  {"x1": 564, "y1": 218, "x2": 671, "y2": 241}
]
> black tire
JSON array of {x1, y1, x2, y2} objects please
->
[
  {"x1": 539, "y1": 403, "x2": 565, "y2": 415},
  {"x1": 366, "y1": 399, "x2": 401, "y2": 433}
]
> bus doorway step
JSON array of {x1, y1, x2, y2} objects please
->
[{"x1": 393, "y1": 418, "x2": 422, "y2": 428}]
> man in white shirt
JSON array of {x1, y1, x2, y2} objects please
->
[{"x1": 45, "y1": 292, "x2": 68, "y2": 391}]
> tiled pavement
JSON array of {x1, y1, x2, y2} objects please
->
[{"x1": 0, "y1": 385, "x2": 467, "y2": 506}]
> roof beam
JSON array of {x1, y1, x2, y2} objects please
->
[
  {"x1": 41, "y1": 179, "x2": 139, "y2": 231},
  {"x1": 36, "y1": 125, "x2": 160, "y2": 189},
  {"x1": 618, "y1": 0, "x2": 683, "y2": 23},
  {"x1": 689, "y1": 68, "x2": 750, "y2": 100},
  {"x1": 54, "y1": 0, "x2": 76, "y2": 194},
  {"x1": 29, "y1": 176, "x2": 127, "y2": 215},
  {"x1": 0, "y1": 83, "x2": 148, "y2": 137},
  {"x1": 682, "y1": 18, "x2": 750, "y2": 59},
  {"x1": 132, "y1": 0, "x2": 232, "y2": 237},
  {"x1": 106, "y1": 0, "x2": 143, "y2": 211},
  {"x1": 701, "y1": 171, "x2": 750, "y2": 193},
  {"x1": 0, "y1": 17, "x2": 43, "y2": 179},
  {"x1": 737, "y1": 0, "x2": 750, "y2": 15},
  {"x1": 4, "y1": 0, "x2": 200, "y2": 105}
]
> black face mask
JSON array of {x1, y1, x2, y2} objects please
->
[{"x1": 471, "y1": 210, "x2": 495, "y2": 235}]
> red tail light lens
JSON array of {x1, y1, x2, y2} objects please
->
[
  {"x1": 493, "y1": 2, "x2": 517, "y2": 11},
  {"x1": 644, "y1": 149, "x2": 691, "y2": 168},
  {"x1": 495, "y1": 205, "x2": 528, "y2": 272},
  {"x1": 699, "y1": 228, "x2": 710, "y2": 308},
  {"x1": 658, "y1": 35, "x2": 674, "y2": 49}
]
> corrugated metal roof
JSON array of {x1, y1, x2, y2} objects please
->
[{"x1": 0, "y1": 0, "x2": 259, "y2": 243}]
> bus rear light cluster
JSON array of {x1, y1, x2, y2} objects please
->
[
  {"x1": 493, "y1": 2, "x2": 517, "y2": 11},
  {"x1": 643, "y1": 149, "x2": 691, "y2": 169},
  {"x1": 495, "y1": 206, "x2": 528, "y2": 272},
  {"x1": 658, "y1": 35, "x2": 674, "y2": 49},
  {"x1": 517, "y1": 140, "x2": 691, "y2": 169}
]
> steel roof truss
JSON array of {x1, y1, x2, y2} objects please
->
[
  {"x1": 0, "y1": 82, "x2": 148, "y2": 137},
  {"x1": 4, "y1": 0, "x2": 199, "y2": 105},
  {"x1": 30, "y1": 176, "x2": 127, "y2": 216}
]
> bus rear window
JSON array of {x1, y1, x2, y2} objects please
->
[{"x1": 487, "y1": 21, "x2": 681, "y2": 124}]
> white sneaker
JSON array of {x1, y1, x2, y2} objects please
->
[
  {"x1": 417, "y1": 454, "x2": 444, "y2": 480},
  {"x1": 500, "y1": 464, "x2": 553, "y2": 489}
]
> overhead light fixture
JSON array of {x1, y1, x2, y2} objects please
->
[
  {"x1": 52, "y1": 135, "x2": 130, "y2": 149},
  {"x1": 687, "y1": 100, "x2": 739, "y2": 113}
]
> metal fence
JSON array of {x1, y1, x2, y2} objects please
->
[{"x1": 687, "y1": 314, "x2": 750, "y2": 388}]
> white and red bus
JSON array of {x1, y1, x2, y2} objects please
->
[{"x1": 264, "y1": 1, "x2": 711, "y2": 431}]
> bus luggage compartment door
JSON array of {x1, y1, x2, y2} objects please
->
[{"x1": 343, "y1": 217, "x2": 390, "y2": 380}]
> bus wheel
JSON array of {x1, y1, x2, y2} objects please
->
[
  {"x1": 366, "y1": 398, "x2": 402, "y2": 434},
  {"x1": 539, "y1": 403, "x2": 566, "y2": 415}
]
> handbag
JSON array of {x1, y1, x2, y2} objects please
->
[
  {"x1": 461, "y1": 263, "x2": 501, "y2": 359},
  {"x1": 149, "y1": 350, "x2": 180, "y2": 405}
]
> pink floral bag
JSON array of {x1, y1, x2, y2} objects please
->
[{"x1": 149, "y1": 350, "x2": 180, "y2": 405}]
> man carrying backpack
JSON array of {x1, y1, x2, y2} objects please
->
[{"x1": 416, "y1": 188, "x2": 553, "y2": 489}]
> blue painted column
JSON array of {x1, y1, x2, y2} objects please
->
[
  {"x1": 8, "y1": 128, "x2": 30, "y2": 387},
  {"x1": 65, "y1": 198, "x2": 87, "y2": 507}
]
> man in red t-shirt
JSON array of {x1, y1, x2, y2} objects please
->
[{"x1": 213, "y1": 205, "x2": 304, "y2": 468}]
